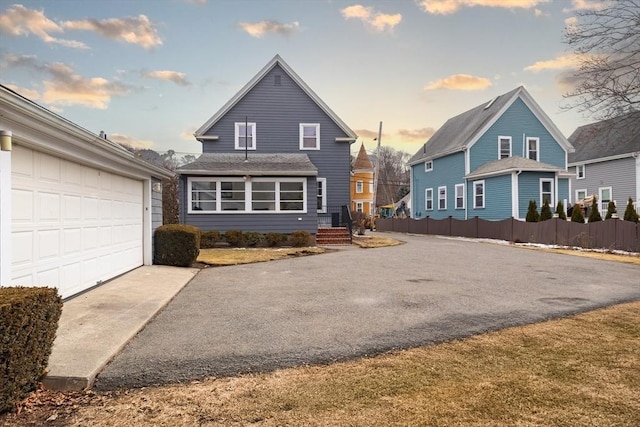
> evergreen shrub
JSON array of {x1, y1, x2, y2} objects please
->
[
  {"x1": 265, "y1": 232, "x2": 287, "y2": 247},
  {"x1": 623, "y1": 197, "x2": 639, "y2": 223},
  {"x1": 154, "y1": 224, "x2": 200, "y2": 266},
  {"x1": 605, "y1": 201, "x2": 617, "y2": 219},
  {"x1": 289, "y1": 230, "x2": 312, "y2": 247},
  {"x1": 588, "y1": 197, "x2": 602, "y2": 222},
  {"x1": 525, "y1": 200, "x2": 539, "y2": 222},
  {"x1": 224, "y1": 230, "x2": 244, "y2": 247},
  {"x1": 540, "y1": 200, "x2": 553, "y2": 221},
  {"x1": 200, "y1": 230, "x2": 222, "y2": 248},
  {"x1": 555, "y1": 200, "x2": 567, "y2": 220},
  {"x1": 243, "y1": 231, "x2": 264, "y2": 247}
]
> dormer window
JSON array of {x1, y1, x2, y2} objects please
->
[
  {"x1": 300, "y1": 124, "x2": 320, "y2": 150},
  {"x1": 499, "y1": 136, "x2": 511, "y2": 159},
  {"x1": 527, "y1": 137, "x2": 539, "y2": 161},
  {"x1": 235, "y1": 122, "x2": 256, "y2": 150}
]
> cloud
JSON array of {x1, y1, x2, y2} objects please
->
[
  {"x1": 183, "y1": 0, "x2": 206, "y2": 4},
  {"x1": 181, "y1": 130, "x2": 197, "y2": 140},
  {"x1": 563, "y1": 0, "x2": 607, "y2": 12},
  {"x1": 62, "y1": 15, "x2": 162, "y2": 49},
  {"x1": 397, "y1": 127, "x2": 437, "y2": 141},
  {"x1": 341, "y1": 5, "x2": 402, "y2": 33},
  {"x1": 4, "y1": 83, "x2": 42, "y2": 101},
  {"x1": 355, "y1": 129, "x2": 381, "y2": 140},
  {"x1": 415, "y1": 0, "x2": 549, "y2": 15},
  {"x1": 109, "y1": 133, "x2": 154, "y2": 149},
  {"x1": 238, "y1": 20, "x2": 299, "y2": 38},
  {"x1": 0, "y1": 4, "x2": 87, "y2": 48},
  {"x1": 524, "y1": 54, "x2": 582, "y2": 72},
  {"x1": 2, "y1": 53, "x2": 130, "y2": 109},
  {"x1": 425, "y1": 74, "x2": 492, "y2": 90},
  {"x1": 142, "y1": 70, "x2": 191, "y2": 86}
]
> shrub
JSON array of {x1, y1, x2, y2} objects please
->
[
  {"x1": 289, "y1": 230, "x2": 312, "y2": 247},
  {"x1": 555, "y1": 200, "x2": 567, "y2": 220},
  {"x1": 224, "y1": 229, "x2": 244, "y2": 247},
  {"x1": 525, "y1": 200, "x2": 539, "y2": 222},
  {"x1": 265, "y1": 232, "x2": 287, "y2": 247},
  {"x1": 540, "y1": 200, "x2": 553, "y2": 221},
  {"x1": 1, "y1": 287, "x2": 62, "y2": 413},
  {"x1": 200, "y1": 230, "x2": 222, "y2": 248},
  {"x1": 243, "y1": 231, "x2": 264, "y2": 247},
  {"x1": 605, "y1": 201, "x2": 617, "y2": 220},
  {"x1": 154, "y1": 224, "x2": 200, "y2": 267},
  {"x1": 571, "y1": 204, "x2": 585, "y2": 223},
  {"x1": 352, "y1": 211, "x2": 367, "y2": 234},
  {"x1": 588, "y1": 196, "x2": 602, "y2": 222},
  {"x1": 623, "y1": 197, "x2": 639, "y2": 223}
]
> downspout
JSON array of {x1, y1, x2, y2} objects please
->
[
  {"x1": 634, "y1": 152, "x2": 640, "y2": 213},
  {"x1": 522, "y1": 133, "x2": 526, "y2": 157}
]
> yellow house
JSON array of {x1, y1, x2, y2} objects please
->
[{"x1": 351, "y1": 143, "x2": 375, "y2": 216}]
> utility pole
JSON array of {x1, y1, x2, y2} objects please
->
[{"x1": 372, "y1": 121, "x2": 382, "y2": 219}]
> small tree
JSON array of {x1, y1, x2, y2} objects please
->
[
  {"x1": 623, "y1": 197, "x2": 639, "y2": 223},
  {"x1": 555, "y1": 200, "x2": 567, "y2": 220},
  {"x1": 525, "y1": 200, "x2": 539, "y2": 222},
  {"x1": 605, "y1": 201, "x2": 617, "y2": 219},
  {"x1": 540, "y1": 200, "x2": 553, "y2": 221},
  {"x1": 588, "y1": 196, "x2": 602, "y2": 222},
  {"x1": 571, "y1": 204, "x2": 585, "y2": 223}
]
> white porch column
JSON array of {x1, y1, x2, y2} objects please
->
[{"x1": 0, "y1": 131, "x2": 12, "y2": 285}]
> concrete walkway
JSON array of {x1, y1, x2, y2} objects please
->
[{"x1": 43, "y1": 265, "x2": 198, "y2": 391}]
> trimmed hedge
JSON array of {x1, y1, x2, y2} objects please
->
[
  {"x1": 201, "y1": 230, "x2": 222, "y2": 249},
  {"x1": 154, "y1": 224, "x2": 200, "y2": 267},
  {"x1": 224, "y1": 230, "x2": 244, "y2": 247},
  {"x1": 289, "y1": 230, "x2": 312, "y2": 247},
  {"x1": 265, "y1": 232, "x2": 287, "y2": 247},
  {"x1": 243, "y1": 231, "x2": 264, "y2": 247},
  {"x1": 1, "y1": 287, "x2": 62, "y2": 413}
]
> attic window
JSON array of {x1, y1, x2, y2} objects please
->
[
  {"x1": 484, "y1": 96, "x2": 499, "y2": 110},
  {"x1": 275, "y1": 75, "x2": 281, "y2": 86}
]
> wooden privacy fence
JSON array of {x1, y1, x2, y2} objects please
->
[{"x1": 376, "y1": 217, "x2": 640, "y2": 252}]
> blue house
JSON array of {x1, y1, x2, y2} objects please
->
[
  {"x1": 177, "y1": 55, "x2": 358, "y2": 234},
  {"x1": 409, "y1": 86, "x2": 574, "y2": 221}
]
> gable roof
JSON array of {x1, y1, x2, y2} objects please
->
[
  {"x1": 352, "y1": 143, "x2": 373, "y2": 170},
  {"x1": 176, "y1": 153, "x2": 318, "y2": 176},
  {"x1": 409, "y1": 86, "x2": 573, "y2": 165},
  {"x1": 465, "y1": 156, "x2": 565, "y2": 180},
  {"x1": 567, "y1": 111, "x2": 640, "y2": 164},
  {"x1": 194, "y1": 54, "x2": 357, "y2": 141}
]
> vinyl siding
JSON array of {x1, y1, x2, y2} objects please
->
[
  {"x1": 468, "y1": 174, "x2": 512, "y2": 220},
  {"x1": 518, "y1": 171, "x2": 557, "y2": 219},
  {"x1": 469, "y1": 98, "x2": 566, "y2": 172},
  {"x1": 412, "y1": 152, "x2": 465, "y2": 220},
  {"x1": 568, "y1": 157, "x2": 637, "y2": 207}
]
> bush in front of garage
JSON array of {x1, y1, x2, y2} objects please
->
[
  {"x1": 0, "y1": 287, "x2": 62, "y2": 414},
  {"x1": 154, "y1": 224, "x2": 201, "y2": 267}
]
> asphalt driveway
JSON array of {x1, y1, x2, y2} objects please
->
[{"x1": 95, "y1": 233, "x2": 640, "y2": 390}]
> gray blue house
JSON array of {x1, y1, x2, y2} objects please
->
[
  {"x1": 177, "y1": 55, "x2": 357, "y2": 234},
  {"x1": 567, "y1": 111, "x2": 640, "y2": 214},
  {"x1": 409, "y1": 86, "x2": 574, "y2": 221}
]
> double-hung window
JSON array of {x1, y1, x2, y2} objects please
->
[
  {"x1": 235, "y1": 122, "x2": 256, "y2": 150},
  {"x1": 599, "y1": 187, "x2": 612, "y2": 214},
  {"x1": 455, "y1": 184, "x2": 464, "y2": 209},
  {"x1": 425, "y1": 160, "x2": 433, "y2": 172},
  {"x1": 527, "y1": 137, "x2": 539, "y2": 161},
  {"x1": 438, "y1": 186, "x2": 447, "y2": 210},
  {"x1": 576, "y1": 189, "x2": 587, "y2": 202},
  {"x1": 474, "y1": 180, "x2": 485, "y2": 209},
  {"x1": 356, "y1": 202, "x2": 363, "y2": 212},
  {"x1": 317, "y1": 178, "x2": 326, "y2": 213},
  {"x1": 356, "y1": 181, "x2": 363, "y2": 193},
  {"x1": 576, "y1": 164, "x2": 585, "y2": 179},
  {"x1": 499, "y1": 136, "x2": 511, "y2": 159},
  {"x1": 425, "y1": 188, "x2": 433, "y2": 211},
  {"x1": 188, "y1": 178, "x2": 305, "y2": 213},
  {"x1": 540, "y1": 179, "x2": 554, "y2": 206},
  {"x1": 300, "y1": 123, "x2": 320, "y2": 150}
]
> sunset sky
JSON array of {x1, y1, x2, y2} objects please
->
[{"x1": 0, "y1": 0, "x2": 603, "y2": 157}]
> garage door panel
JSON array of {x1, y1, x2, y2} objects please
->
[{"x1": 11, "y1": 146, "x2": 144, "y2": 299}]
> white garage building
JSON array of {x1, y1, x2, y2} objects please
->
[{"x1": 0, "y1": 85, "x2": 173, "y2": 299}]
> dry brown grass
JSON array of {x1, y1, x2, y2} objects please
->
[
  {"x1": 523, "y1": 246, "x2": 640, "y2": 265},
  {"x1": 352, "y1": 235, "x2": 404, "y2": 248},
  {"x1": 5, "y1": 302, "x2": 638, "y2": 426},
  {"x1": 197, "y1": 247, "x2": 325, "y2": 266}
]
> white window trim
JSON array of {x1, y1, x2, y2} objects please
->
[
  {"x1": 455, "y1": 183, "x2": 465, "y2": 210},
  {"x1": 299, "y1": 123, "x2": 320, "y2": 150},
  {"x1": 187, "y1": 177, "x2": 306, "y2": 214},
  {"x1": 540, "y1": 178, "x2": 555, "y2": 207},
  {"x1": 425, "y1": 160, "x2": 433, "y2": 172},
  {"x1": 498, "y1": 136, "x2": 512, "y2": 159},
  {"x1": 234, "y1": 122, "x2": 256, "y2": 150},
  {"x1": 317, "y1": 177, "x2": 327, "y2": 213},
  {"x1": 356, "y1": 180, "x2": 363, "y2": 194},
  {"x1": 576, "y1": 189, "x2": 587, "y2": 202},
  {"x1": 527, "y1": 137, "x2": 540, "y2": 162},
  {"x1": 425, "y1": 188, "x2": 433, "y2": 211},
  {"x1": 473, "y1": 180, "x2": 485, "y2": 209},
  {"x1": 576, "y1": 164, "x2": 585, "y2": 180},
  {"x1": 438, "y1": 186, "x2": 447, "y2": 210},
  {"x1": 598, "y1": 186, "x2": 612, "y2": 212},
  {"x1": 356, "y1": 201, "x2": 363, "y2": 212}
]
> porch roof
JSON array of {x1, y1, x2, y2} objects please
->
[{"x1": 177, "y1": 153, "x2": 318, "y2": 176}]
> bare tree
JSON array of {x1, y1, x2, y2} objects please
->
[
  {"x1": 375, "y1": 146, "x2": 410, "y2": 206},
  {"x1": 563, "y1": 0, "x2": 640, "y2": 120}
]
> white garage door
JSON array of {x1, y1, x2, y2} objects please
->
[{"x1": 11, "y1": 145, "x2": 144, "y2": 299}]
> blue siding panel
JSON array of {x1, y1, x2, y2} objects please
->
[
  {"x1": 470, "y1": 98, "x2": 566, "y2": 171},
  {"x1": 412, "y1": 152, "x2": 466, "y2": 220},
  {"x1": 468, "y1": 174, "x2": 512, "y2": 220},
  {"x1": 518, "y1": 172, "x2": 557, "y2": 218}
]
